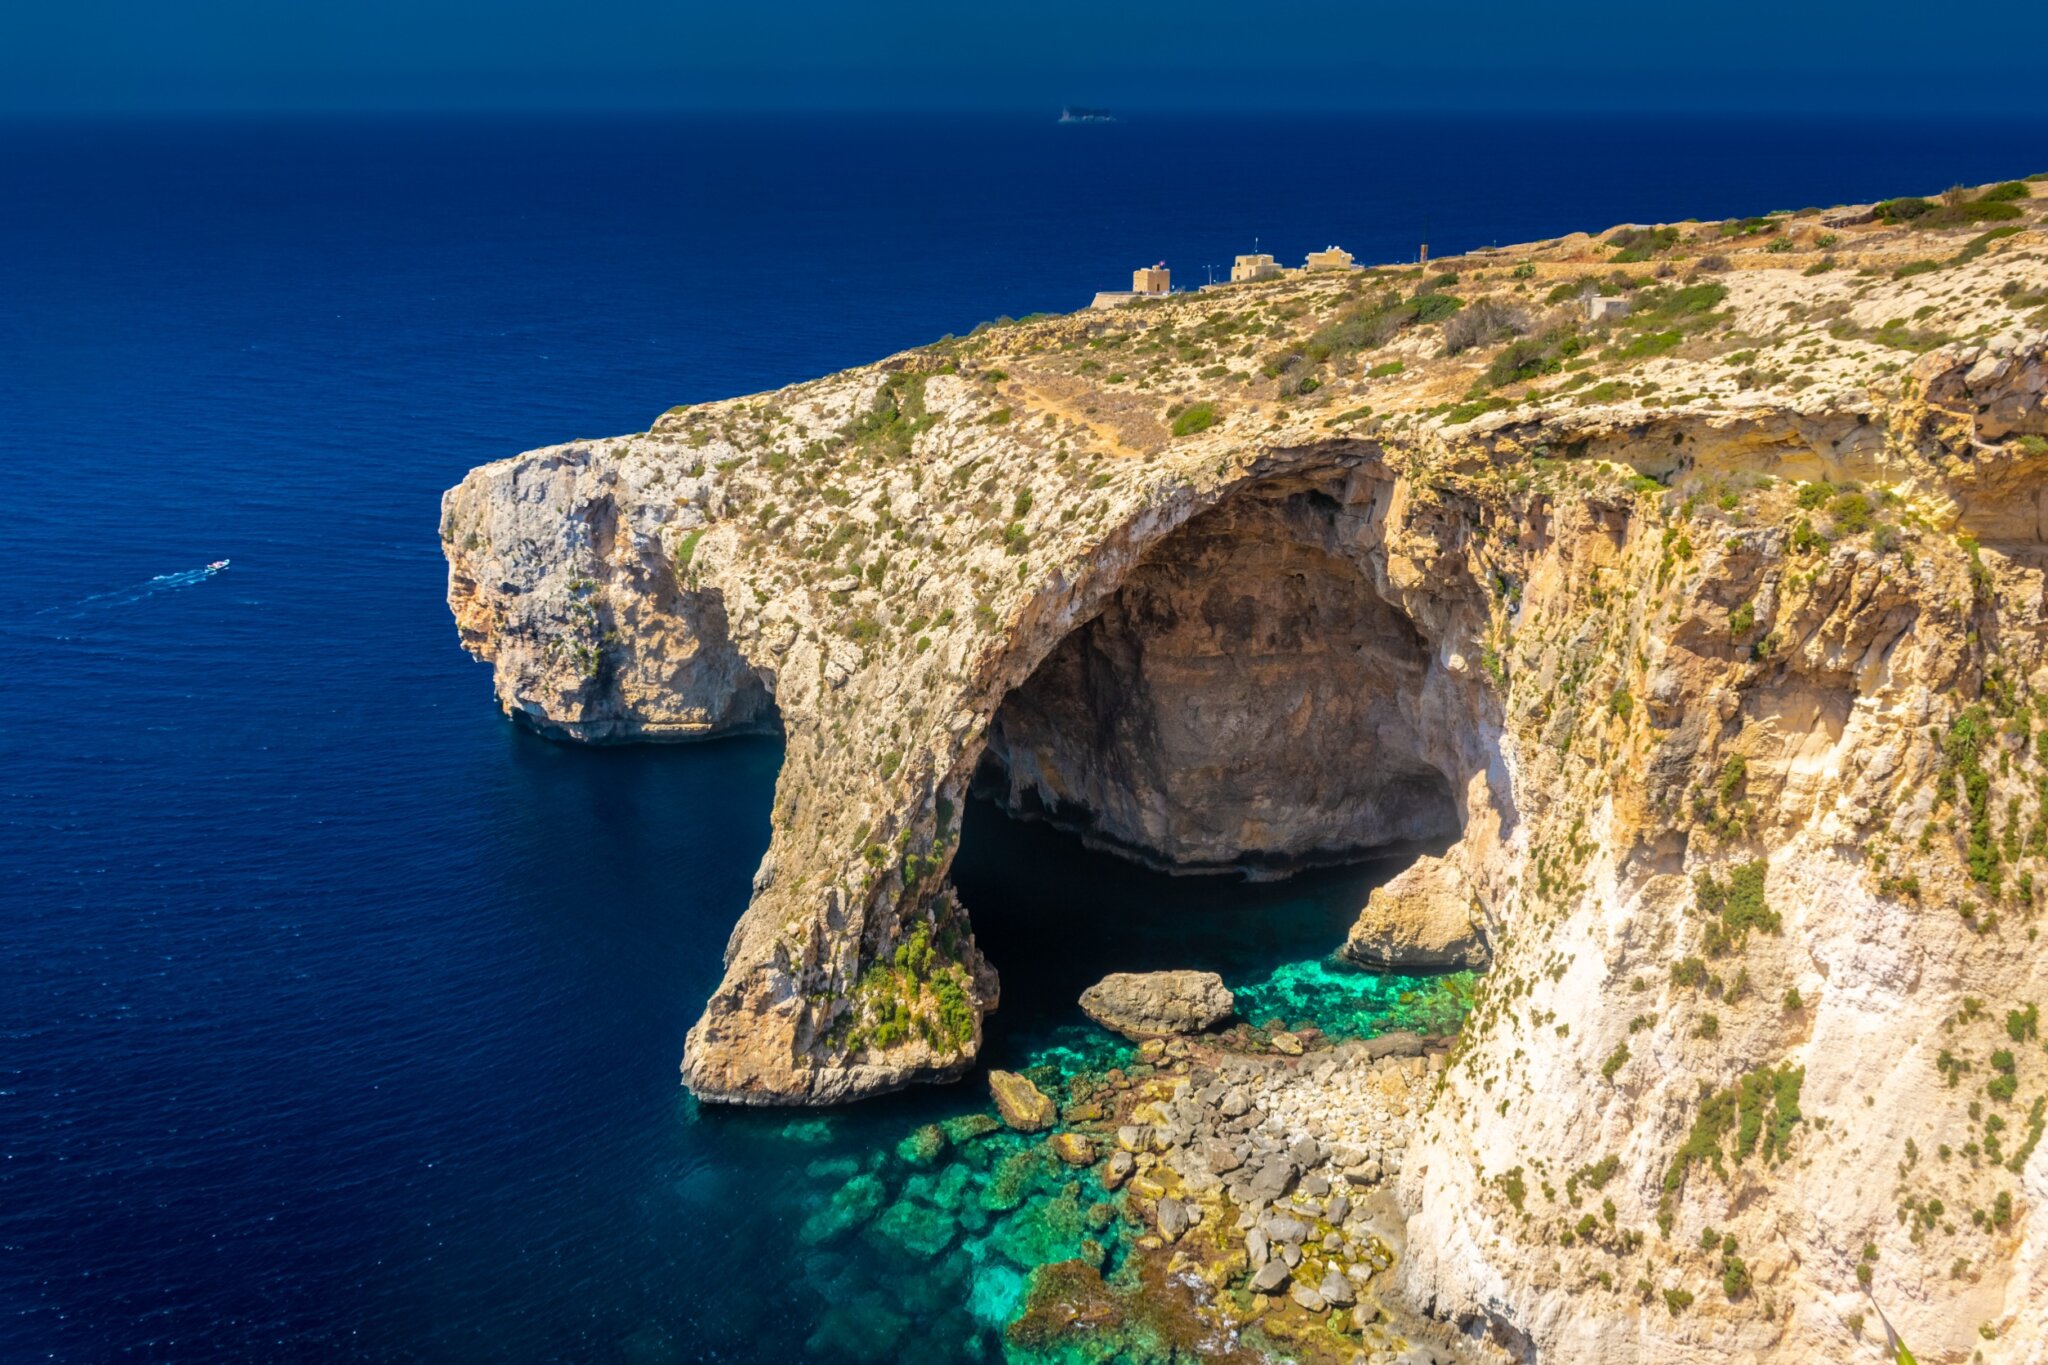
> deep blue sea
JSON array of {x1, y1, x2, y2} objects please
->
[{"x1": 4, "y1": 111, "x2": 2046, "y2": 1362}]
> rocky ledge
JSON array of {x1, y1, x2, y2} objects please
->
[{"x1": 446, "y1": 177, "x2": 2048, "y2": 1360}]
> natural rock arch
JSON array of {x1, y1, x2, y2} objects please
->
[{"x1": 669, "y1": 448, "x2": 1516, "y2": 1106}]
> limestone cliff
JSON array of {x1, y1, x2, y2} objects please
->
[{"x1": 445, "y1": 178, "x2": 2048, "y2": 1359}]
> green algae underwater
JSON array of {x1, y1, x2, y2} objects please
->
[{"x1": 683, "y1": 804, "x2": 1478, "y2": 1363}]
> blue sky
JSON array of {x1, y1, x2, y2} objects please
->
[{"x1": 3, "y1": 0, "x2": 2041, "y2": 113}]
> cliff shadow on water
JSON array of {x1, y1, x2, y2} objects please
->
[{"x1": 950, "y1": 797, "x2": 1466, "y2": 1067}]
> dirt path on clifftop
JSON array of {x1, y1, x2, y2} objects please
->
[{"x1": 1007, "y1": 374, "x2": 1159, "y2": 458}]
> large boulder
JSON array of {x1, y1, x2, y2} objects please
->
[
  {"x1": 1078, "y1": 970, "x2": 1235, "y2": 1040},
  {"x1": 1342, "y1": 854, "x2": 1491, "y2": 970},
  {"x1": 987, "y1": 1070, "x2": 1056, "y2": 1132}
]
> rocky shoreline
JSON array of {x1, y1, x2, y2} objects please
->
[
  {"x1": 775, "y1": 962, "x2": 1481, "y2": 1364},
  {"x1": 1016, "y1": 997, "x2": 1476, "y2": 1363}
]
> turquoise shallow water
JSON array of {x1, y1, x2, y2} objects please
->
[{"x1": 689, "y1": 802, "x2": 1477, "y2": 1362}]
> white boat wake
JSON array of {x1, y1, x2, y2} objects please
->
[{"x1": 40, "y1": 560, "x2": 231, "y2": 615}]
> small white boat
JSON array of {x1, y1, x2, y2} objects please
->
[{"x1": 206, "y1": 559, "x2": 230, "y2": 573}]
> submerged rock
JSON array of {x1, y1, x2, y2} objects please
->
[
  {"x1": 1049, "y1": 1132, "x2": 1095, "y2": 1167},
  {"x1": 865, "y1": 1198, "x2": 956, "y2": 1258},
  {"x1": 800, "y1": 1172, "x2": 887, "y2": 1245},
  {"x1": 987, "y1": 1070, "x2": 1055, "y2": 1132},
  {"x1": 939, "y1": 1112, "x2": 1001, "y2": 1144},
  {"x1": 1078, "y1": 970, "x2": 1235, "y2": 1040},
  {"x1": 805, "y1": 1298, "x2": 908, "y2": 1363},
  {"x1": 894, "y1": 1123, "x2": 947, "y2": 1167}
]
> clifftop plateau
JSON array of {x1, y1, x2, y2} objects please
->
[{"x1": 445, "y1": 177, "x2": 2048, "y2": 1360}]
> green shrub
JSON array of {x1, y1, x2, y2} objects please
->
[
  {"x1": 1697, "y1": 860, "x2": 1778, "y2": 953},
  {"x1": 1951, "y1": 226, "x2": 2024, "y2": 267},
  {"x1": 1636, "y1": 281, "x2": 1728, "y2": 323},
  {"x1": 1409, "y1": 292, "x2": 1464, "y2": 324},
  {"x1": 1484, "y1": 328, "x2": 1585, "y2": 387},
  {"x1": 845, "y1": 372, "x2": 934, "y2": 461},
  {"x1": 1601, "y1": 1043, "x2": 1630, "y2": 1080},
  {"x1": 1568, "y1": 1155, "x2": 1620, "y2": 1201},
  {"x1": 1719, "y1": 216, "x2": 1778, "y2": 238},
  {"x1": 931, "y1": 972, "x2": 974, "y2": 1048},
  {"x1": 1306, "y1": 289, "x2": 1463, "y2": 361},
  {"x1": 1609, "y1": 330, "x2": 1682, "y2": 361},
  {"x1": 1981, "y1": 181, "x2": 2032, "y2": 202},
  {"x1": 1878, "y1": 195, "x2": 2023, "y2": 228},
  {"x1": 1444, "y1": 395, "x2": 1511, "y2": 425},
  {"x1": 1735, "y1": 1063, "x2": 1804, "y2": 1163},
  {"x1": 1876, "y1": 196, "x2": 1934, "y2": 222},
  {"x1": 1829, "y1": 492, "x2": 1873, "y2": 535},
  {"x1": 1609, "y1": 225, "x2": 1679, "y2": 262},
  {"x1": 2008, "y1": 1004, "x2": 2039, "y2": 1042},
  {"x1": 1666, "y1": 1063, "x2": 1804, "y2": 1194},
  {"x1": 1171, "y1": 402, "x2": 1219, "y2": 437}
]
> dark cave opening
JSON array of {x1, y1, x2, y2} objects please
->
[
  {"x1": 946, "y1": 478, "x2": 1483, "y2": 1060},
  {"x1": 974, "y1": 482, "x2": 1463, "y2": 879}
]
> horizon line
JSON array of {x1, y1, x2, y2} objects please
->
[{"x1": 8, "y1": 99, "x2": 2048, "y2": 120}]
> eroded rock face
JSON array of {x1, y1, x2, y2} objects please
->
[
  {"x1": 444, "y1": 446, "x2": 777, "y2": 742},
  {"x1": 443, "y1": 194, "x2": 2048, "y2": 1361},
  {"x1": 1342, "y1": 854, "x2": 1490, "y2": 970},
  {"x1": 980, "y1": 490, "x2": 1462, "y2": 873},
  {"x1": 1079, "y1": 970, "x2": 1236, "y2": 1040}
]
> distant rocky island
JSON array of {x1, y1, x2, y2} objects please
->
[
  {"x1": 1058, "y1": 106, "x2": 1115, "y2": 123},
  {"x1": 444, "y1": 176, "x2": 2048, "y2": 1361}
]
